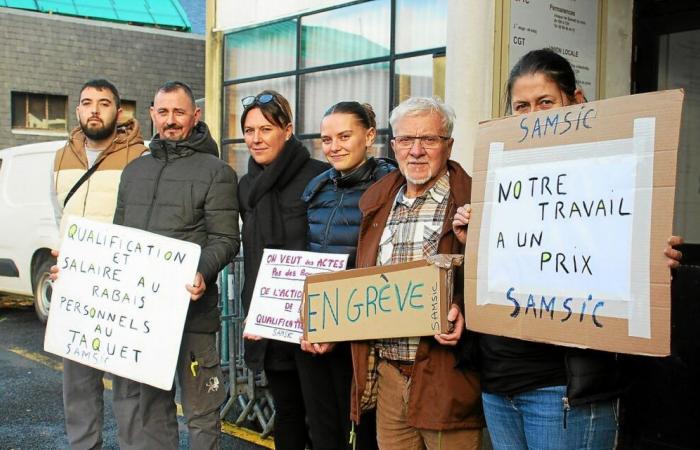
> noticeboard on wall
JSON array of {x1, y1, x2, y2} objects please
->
[{"x1": 505, "y1": 0, "x2": 600, "y2": 103}]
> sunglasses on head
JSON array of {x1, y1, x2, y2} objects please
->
[{"x1": 241, "y1": 94, "x2": 276, "y2": 108}]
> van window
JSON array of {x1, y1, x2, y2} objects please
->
[{"x1": 5, "y1": 152, "x2": 54, "y2": 206}]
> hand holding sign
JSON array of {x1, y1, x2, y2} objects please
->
[
  {"x1": 300, "y1": 339, "x2": 336, "y2": 354},
  {"x1": 186, "y1": 272, "x2": 206, "y2": 301},
  {"x1": 665, "y1": 235, "x2": 684, "y2": 269},
  {"x1": 452, "y1": 204, "x2": 472, "y2": 245},
  {"x1": 434, "y1": 304, "x2": 463, "y2": 346}
]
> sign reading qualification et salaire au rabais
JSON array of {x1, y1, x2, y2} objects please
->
[{"x1": 44, "y1": 216, "x2": 200, "y2": 390}]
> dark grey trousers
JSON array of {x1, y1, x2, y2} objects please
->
[
  {"x1": 63, "y1": 359, "x2": 105, "y2": 450},
  {"x1": 112, "y1": 332, "x2": 226, "y2": 450}
]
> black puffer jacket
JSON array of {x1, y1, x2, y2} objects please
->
[
  {"x1": 114, "y1": 121, "x2": 240, "y2": 333},
  {"x1": 479, "y1": 334, "x2": 624, "y2": 406},
  {"x1": 239, "y1": 136, "x2": 328, "y2": 370},
  {"x1": 302, "y1": 157, "x2": 396, "y2": 268}
]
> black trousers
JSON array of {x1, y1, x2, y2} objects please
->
[
  {"x1": 296, "y1": 344, "x2": 378, "y2": 450},
  {"x1": 266, "y1": 367, "x2": 308, "y2": 450}
]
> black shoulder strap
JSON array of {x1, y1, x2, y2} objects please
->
[{"x1": 63, "y1": 157, "x2": 106, "y2": 208}]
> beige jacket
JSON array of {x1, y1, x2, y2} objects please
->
[{"x1": 53, "y1": 118, "x2": 148, "y2": 228}]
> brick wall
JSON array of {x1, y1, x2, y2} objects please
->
[{"x1": 0, "y1": 7, "x2": 205, "y2": 149}]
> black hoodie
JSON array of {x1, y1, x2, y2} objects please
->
[{"x1": 114, "y1": 121, "x2": 240, "y2": 333}]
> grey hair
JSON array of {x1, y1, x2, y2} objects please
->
[{"x1": 389, "y1": 97, "x2": 456, "y2": 137}]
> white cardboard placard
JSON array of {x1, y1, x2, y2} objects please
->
[
  {"x1": 244, "y1": 249, "x2": 348, "y2": 343},
  {"x1": 44, "y1": 216, "x2": 200, "y2": 390}
]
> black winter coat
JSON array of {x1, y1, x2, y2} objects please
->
[
  {"x1": 479, "y1": 334, "x2": 624, "y2": 406},
  {"x1": 114, "y1": 121, "x2": 240, "y2": 333},
  {"x1": 302, "y1": 157, "x2": 396, "y2": 268},
  {"x1": 239, "y1": 136, "x2": 328, "y2": 371}
]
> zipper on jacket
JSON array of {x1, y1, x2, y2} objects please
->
[
  {"x1": 349, "y1": 421, "x2": 356, "y2": 449},
  {"x1": 563, "y1": 349, "x2": 571, "y2": 429},
  {"x1": 322, "y1": 189, "x2": 344, "y2": 249},
  {"x1": 145, "y1": 147, "x2": 168, "y2": 229},
  {"x1": 80, "y1": 152, "x2": 93, "y2": 217},
  {"x1": 562, "y1": 396, "x2": 570, "y2": 429},
  {"x1": 81, "y1": 177, "x2": 91, "y2": 217}
]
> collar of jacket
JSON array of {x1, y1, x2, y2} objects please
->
[
  {"x1": 359, "y1": 160, "x2": 470, "y2": 217},
  {"x1": 149, "y1": 121, "x2": 218, "y2": 161},
  {"x1": 302, "y1": 157, "x2": 380, "y2": 201},
  {"x1": 66, "y1": 118, "x2": 145, "y2": 167}
]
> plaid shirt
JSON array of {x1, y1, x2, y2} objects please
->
[{"x1": 374, "y1": 171, "x2": 450, "y2": 362}]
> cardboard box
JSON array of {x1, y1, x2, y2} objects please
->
[
  {"x1": 465, "y1": 90, "x2": 684, "y2": 357},
  {"x1": 303, "y1": 256, "x2": 460, "y2": 343}
]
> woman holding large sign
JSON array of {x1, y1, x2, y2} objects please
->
[
  {"x1": 238, "y1": 91, "x2": 328, "y2": 450},
  {"x1": 464, "y1": 49, "x2": 622, "y2": 449},
  {"x1": 298, "y1": 101, "x2": 395, "y2": 449}
]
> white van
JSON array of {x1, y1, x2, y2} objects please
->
[{"x1": 0, "y1": 141, "x2": 63, "y2": 322}]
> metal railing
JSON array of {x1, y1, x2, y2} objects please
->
[{"x1": 217, "y1": 257, "x2": 276, "y2": 438}]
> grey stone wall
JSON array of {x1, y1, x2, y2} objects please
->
[{"x1": 0, "y1": 7, "x2": 205, "y2": 149}]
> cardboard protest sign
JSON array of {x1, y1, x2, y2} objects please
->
[
  {"x1": 44, "y1": 216, "x2": 200, "y2": 390},
  {"x1": 244, "y1": 249, "x2": 348, "y2": 343},
  {"x1": 465, "y1": 90, "x2": 684, "y2": 356},
  {"x1": 303, "y1": 256, "x2": 461, "y2": 343}
]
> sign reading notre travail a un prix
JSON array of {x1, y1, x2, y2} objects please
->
[
  {"x1": 465, "y1": 90, "x2": 684, "y2": 356},
  {"x1": 44, "y1": 216, "x2": 200, "y2": 390}
]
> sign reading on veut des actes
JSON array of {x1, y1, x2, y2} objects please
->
[
  {"x1": 465, "y1": 90, "x2": 684, "y2": 356},
  {"x1": 44, "y1": 216, "x2": 200, "y2": 390},
  {"x1": 244, "y1": 249, "x2": 348, "y2": 344}
]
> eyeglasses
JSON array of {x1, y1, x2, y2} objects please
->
[
  {"x1": 241, "y1": 94, "x2": 276, "y2": 108},
  {"x1": 392, "y1": 135, "x2": 451, "y2": 149}
]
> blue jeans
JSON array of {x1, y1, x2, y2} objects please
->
[{"x1": 482, "y1": 386, "x2": 617, "y2": 450}]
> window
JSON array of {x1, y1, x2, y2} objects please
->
[
  {"x1": 222, "y1": 0, "x2": 448, "y2": 174},
  {"x1": 300, "y1": 1, "x2": 390, "y2": 69},
  {"x1": 11, "y1": 92, "x2": 68, "y2": 133}
]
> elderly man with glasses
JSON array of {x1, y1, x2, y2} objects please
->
[{"x1": 349, "y1": 97, "x2": 483, "y2": 450}]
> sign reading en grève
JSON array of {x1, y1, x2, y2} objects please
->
[{"x1": 303, "y1": 258, "x2": 459, "y2": 343}]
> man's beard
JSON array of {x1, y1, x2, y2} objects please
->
[
  {"x1": 80, "y1": 116, "x2": 117, "y2": 141},
  {"x1": 404, "y1": 164, "x2": 433, "y2": 186}
]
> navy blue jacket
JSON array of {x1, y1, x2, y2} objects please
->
[{"x1": 302, "y1": 157, "x2": 396, "y2": 268}]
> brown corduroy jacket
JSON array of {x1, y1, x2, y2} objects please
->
[{"x1": 350, "y1": 160, "x2": 484, "y2": 430}]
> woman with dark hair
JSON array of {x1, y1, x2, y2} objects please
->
[
  {"x1": 455, "y1": 49, "x2": 620, "y2": 450},
  {"x1": 298, "y1": 101, "x2": 395, "y2": 450},
  {"x1": 453, "y1": 48, "x2": 685, "y2": 450},
  {"x1": 238, "y1": 90, "x2": 328, "y2": 450}
]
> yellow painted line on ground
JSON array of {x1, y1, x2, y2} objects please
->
[
  {"x1": 8, "y1": 347, "x2": 261, "y2": 446},
  {"x1": 9, "y1": 347, "x2": 63, "y2": 371},
  {"x1": 221, "y1": 421, "x2": 274, "y2": 449},
  {"x1": 7, "y1": 347, "x2": 183, "y2": 413}
]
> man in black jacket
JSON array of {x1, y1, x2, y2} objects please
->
[{"x1": 112, "y1": 81, "x2": 239, "y2": 450}]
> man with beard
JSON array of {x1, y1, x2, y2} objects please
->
[
  {"x1": 350, "y1": 97, "x2": 483, "y2": 450},
  {"x1": 111, "y1": 81, "x2": 239, "y2": 450},
  {"x1": 53, "y1": 79, "x2": 148, "y2": 449}
]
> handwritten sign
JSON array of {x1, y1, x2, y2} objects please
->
[
  {"x1": 244, "y1": 249, "x2": 348, "y2": 343},
  {"x1": 44, "y1": 216, "x2": 200, "y2": 390},
  {"x1": 465, "y1": 90, "x2": 684, "y2": 356},
  {"x1": 303, "y1": 259, "x2": 456, "y2": 343}
]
